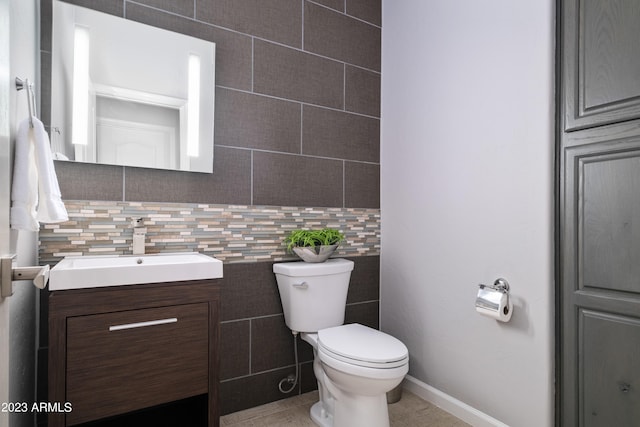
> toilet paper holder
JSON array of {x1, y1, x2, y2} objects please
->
[{"x1": 476, "y1": 278, "x2": 512, "y2": 320}]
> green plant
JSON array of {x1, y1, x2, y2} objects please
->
[{"x1": 284, "y1": 228, "x2": 345, "y2": 253}]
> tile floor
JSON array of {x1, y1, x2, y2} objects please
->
[{"x1": 220, "y1": 390, "x2": 470, "y2": 427}]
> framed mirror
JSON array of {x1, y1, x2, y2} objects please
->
[{"x1": 50, "y1": 0, "x2": 216, "y2": 173}]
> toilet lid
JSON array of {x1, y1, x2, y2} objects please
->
[{"x1": 318, "y1": 323, "x2": 408, "y2": 367}]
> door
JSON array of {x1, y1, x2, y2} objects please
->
[{"x1": 559, "y1": 0, "x2": 640, "y2": 425}]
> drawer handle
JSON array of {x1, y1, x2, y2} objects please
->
[{"x1": 109, "y1": 317, "x2": 178, "y2": 332}]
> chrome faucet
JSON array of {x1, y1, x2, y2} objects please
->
[{"x1": 131, "y1": 217, "x2": 147, "y2": 255}]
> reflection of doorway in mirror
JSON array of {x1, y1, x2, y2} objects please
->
[
  {"x1": 95, "y1": 94, "x2": 181, "y2": 169},
  {"x1": 96, "y1": 118, "x2": 177, "y2": 169}
]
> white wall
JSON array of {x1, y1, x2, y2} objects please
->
[{"x1": 380, "y1": 1, "x2": 555, "y2": 426}]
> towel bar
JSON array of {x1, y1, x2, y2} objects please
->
[
  {"x1": 0, "y1": 255, "x2": 50, "y2": 298},
  {"x1": 15, "y1": 77, "x2": 38, "y2": 128}
]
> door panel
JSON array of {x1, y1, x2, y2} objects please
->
[
  {"x1": 561, "y1": 136, "x2": 640, "y2": 425},
  {"x1": 581, "y1": 152, "x2": 640, "y2": 293},
  {"x1": 563, "y1": 0, "x2": 640, "y2": 131},
  {"x1": 581, "y1": 310, "x2": 640, "y2": 427}
]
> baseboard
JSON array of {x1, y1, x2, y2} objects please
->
[{"x1": 402, "y1": 375, "x2": 510, "y2": 427}]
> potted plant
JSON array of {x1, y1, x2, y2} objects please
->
[{"x1": 284, "y1": 228, "x2": 345, "y2": 263}]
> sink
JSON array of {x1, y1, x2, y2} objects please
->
[{"x1": 49, "y1": 252, "x2": 223, "y2": 290}]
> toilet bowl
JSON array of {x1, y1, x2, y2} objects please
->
[
  {"x1": 303, "y1": 324, "x2": 409, "y2": 427},
  {"x1": 273, "y1": 259, "x2": 409, "y2": 427}
]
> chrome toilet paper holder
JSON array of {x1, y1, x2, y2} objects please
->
[
  {"x1": 476, "y1": 278, "x2": 513, "y2": 322},
  {"x1": 477, "y1": 278, "x2": 511, "y2": 309}
]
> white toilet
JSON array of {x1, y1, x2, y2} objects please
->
[{"x1": 273, "y1": 258, "x2": 409, "y2": 427}]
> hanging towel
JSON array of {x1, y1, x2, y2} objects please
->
[{"x1": 10, "y1": 117, "x2": 68, "y2": 231}]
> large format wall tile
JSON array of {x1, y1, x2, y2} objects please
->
[
  {"x1": 304, "y1": 1, "x2": 381, "y2": 71},
  {"x1": 302, "y1": 106, "x2": 379, "y2": 163},
  {"x1": 60, "y1": 0, "x2": 123, "y2": 16},
  {"x1": 132, "y1": 0, "x2": 195, "y2": 18},
  {"x1": 220, "y1": 321, "x2": 250, "y2": 381},
  {"x1": 196, "y1": 0, "x2": 302, "y2": 48},
  {"x1": 55, "y1": 162, "x2": 123, "y2": 201},
  {"x1": 124, "y1": 146, "x2": 252, "y2": 204},
  {"x1": 253, "y1": 151, "x2": 343, "y2": 207},
  {"x1": 215, "y1": 88, "x2": 301, "y2": 153},
  {"x1": 220, "y1": 262, "x2": 283, "y2": 321},
  {"x1": 312, "y1": 0, "x2": 345, "y2": 12},
  {"x1": 345, "y1": 65, "x2": 381, "y2": 117},
  {"x1": 254, "y1": 40, "x2": 344, "y2": 109},
  {"x1": 345, "y1": 161, "x2": 380, "y2": 208},
  {"x1": 346, "y1": 0, "x2": 382, "y2": 26},
  {"x1": 251, "y1": 315, "x2": 296, "y2": 373}
]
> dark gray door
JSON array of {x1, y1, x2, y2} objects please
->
[{"x1": 559, "y1": 0, "x2": 640, "y2": 425}]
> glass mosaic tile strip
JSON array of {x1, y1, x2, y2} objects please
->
[{"x1": 39, "y1": 201, "x2": 380, "y2": 264}]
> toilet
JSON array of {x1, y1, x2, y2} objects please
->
[{"x1": 273, "y1": 258, "x2": 409, "y2": 427}]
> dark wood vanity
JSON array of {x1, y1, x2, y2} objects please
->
[{"x1": 48, "y1": 280, "x2": 220, "y2": 427}]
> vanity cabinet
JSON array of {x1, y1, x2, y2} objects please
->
[{"x1": 48, "y1": 280, "x2": 220, "y2": 427}]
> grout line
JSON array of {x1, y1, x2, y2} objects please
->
[
  {"x1": 221, "y1": 313, "x2": 284, "y2": 324},
  {"x1": 250, "y1": 150, "x2": 254, "y2": 204},
  {"x1": 251, "y1": 37, "x2": 255, "y2": 92},
  {"x1": 300, "y1": 104, "x2": 304, "y2": 155},
  {"x1": 343, "y1": 63, "x2": 347, "y2": 110},
  {"x1": 215, "y1": 85, "x2": 381, "y2": 120},
  {"x1": 301, "y1": 0, "x2": 305, "y2": 50},
  {"x1": 216, "y1": 144, "x2": 380, "y2": 166},
  {"x1": 248, "y1": 318, "x2": 253, "y2": 375},
  {"x1": 220, "y1": 360, "x2": 314, "y2": 384},
  {"x1": 306, "y1": 0, "x2": 381, "y2": 29},
  {"x1": 251, "y1": 37, "x2": 380, "y2": 75},
  {"x1": 342, "y1": 160, "x2": 346, "y2": 208}
]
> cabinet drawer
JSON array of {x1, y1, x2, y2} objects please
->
[{"x1": 66, "y1": 303, "x2": 209, "y2": 425}]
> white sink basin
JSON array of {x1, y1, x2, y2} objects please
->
[{"x1": 49, "y1": 252, "x2": 223, "y2": 290}]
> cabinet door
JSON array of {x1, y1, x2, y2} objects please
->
[
  {"x1": 563, "y1": 0, "x2": 640, "y2": 131},
  {"x1": 66, "y1": 303, "x2": 209, "y2": 425}
]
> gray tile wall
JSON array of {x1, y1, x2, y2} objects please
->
[
  {"x1": 41, "y1": 0, "x2": 381, "y2": 209},
  {"x1": 38, "y1": 0, "x2": 381, "y2": 418}
]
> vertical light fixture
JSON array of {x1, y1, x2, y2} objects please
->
[
  {"x1": 72, "y1": 25, "x2": 90, "y2": 145},
  {"x1": 187, "y1": 54, "x2": 201, "y2": 157}
]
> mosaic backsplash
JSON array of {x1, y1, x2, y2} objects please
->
[{"x1": 39, "y1": 201, "x2": 380, "y2": 265}]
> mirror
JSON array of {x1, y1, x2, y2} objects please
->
[{"x1": 50, "y1": 1, "x2": 216, "y2": 173}]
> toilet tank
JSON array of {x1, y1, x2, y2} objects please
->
[{"x1": 273, "y1": 258, "x2": 354, "y2": 333}]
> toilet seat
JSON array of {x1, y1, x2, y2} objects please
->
[{"x1": 317, "y1": 324, "x2": 409, "y2": 370}]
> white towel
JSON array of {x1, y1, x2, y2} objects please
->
[{"x1": 10, "y1": 117, "x2": 68, "y2": 231}]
